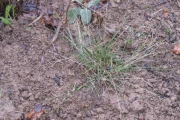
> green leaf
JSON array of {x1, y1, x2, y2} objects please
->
[
  {"x1": 11, "y1": 5, "x2": 15, "y2": 17},
  {"x1": 76, "y1": 85, "x2": 83, "y2": 90},
  {"x1": 0, "y1": 17, "x2": 11, "y2": 25},
  {"x1": 67, "y1": 8, "x2": 80, "y2": 24},
  {"x1": 5, "y1": 5, "x2": 13, "y2": 19},
  {"x1": 88, "y1": 0, "x2": 100, "y2": 8},
  {"x1": 80, "y1": 8, "x2": 92, "y2": 25},
  {"x1": 77, "y1": 0, "x2": 83, "y2": 3}
]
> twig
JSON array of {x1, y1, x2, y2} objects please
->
[
  {"x1": 65, "y1": 0, "x2": 72, "y2": 26},
  {"x1": 28, "y1": 12, "x2": 44, "y2": 26},
  {"x1": 151, "y1": 8, "x2": 163, "y2": 17},
  {"x1": 152, "y1": 0, "x2": 166, "y2": 9},
  {"x1": 51, "y1": 21, "x2": 62, "y2": 43},
  {"x1": 51, "y1": 0, "x2": 71, "y2": 43}
]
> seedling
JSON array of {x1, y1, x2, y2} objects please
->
[
  {"x1": 0, "y1": 4, "x2": 15, "y2": 25},
  {"x1": 67, "y1": 0, "x2": 100, "y2": 25},
  {"x1": 165, "y1": 28, "x2": 170, "y2": 34}
]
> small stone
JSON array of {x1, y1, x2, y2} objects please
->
[
  {"x1": 86, "y1": 113, "x2": 91, "y2": 117},
  {"x1": 156, "y1": 17, "x2": 161, "y2": 20},
  {"x1": 136, "y1": 33, "x2": 141, "y2": 37},
  {"x1": 129, "y1": 100, "x2": 145, "y2": 112},
  {"x1": 162, "y1": 65, "x2": 168, "y2": 69},
  {"x1": 172, "y1": 102, "x2": 178, "y2": 108},
  {"x1": 164, "y1": 90, "x2": 171, "y2": 97},
  {"x1": 3, "y1": 26, "x2": 12, "y2": 33},
  {"x1": 21, "y1": 101, "x2": 30, "y2": 107},
  {"x1": 163, "y1": 98, "x2": 172, "y2": 106},
  {"x1": 169, "y1": 34, "x2": 176, "y2": 42},
  {"x1": 128, "y1": 93, "x2": 141, "y2": 102},
  {"x1": 174, "y1": 12, "x2": 180, "y2": 17},
  {"x1": 54, "y1": 75, "x2": 60, "y2": 86},
  {"x1": 170, "y1": 95, "x2": 177, "y2": 101},
  {"x1": 120, "y1": 106, "x2": 128, "y2": 114},
  {"x1": 29, "y1": 95, "x2": 35, "y2": 101},
  {"x1": 76, "y1": 113, "x2": 82, "y2": 118},
  {"x1": 135, "y1": 88, "x2": 144, "y2": 94},
  {"x1": 47, "y1": 9, "x2": 53, "y2": 15},
  {"x1": 176, "y1": 70, "x2": 180, "y2": 75},
  {"x1": 96, "y1": 108, "x2": 103, "y2": 113},
  {"x1": 144, "y1": 21, "x2": 150, "y2": 26},
  {"x1": 167, "y1": 20, "x2": 173, "y2": 27},
  {"x1": 110, "y1": 0, "x2": 118, "y2": 7},
  {"x1": 91, "y1": 111, "x2": 97, "y2": 116},
  {"x1": 21, "y1": 91, "x2": 30, "y2": 99},
  {"x1": 35, "y1": 92, "x2": 41, "y2": 99},
  {"x1": 176, "y1": 28, "x2": 180, "y2": 32},
  {"x1": 98, "y1": 114, "x2": 105, "y2": 119},
  {"x1": 114, "y1": 0, "x2": 121, "y2": 3}
]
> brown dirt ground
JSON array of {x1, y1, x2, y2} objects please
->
[{"x1": 0, "y1": 0, "x2": 180, "y2": 120}]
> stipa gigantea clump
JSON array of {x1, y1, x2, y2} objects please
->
[{"x1": 65, "y1": 19, "x2": 159, "y2": 93}]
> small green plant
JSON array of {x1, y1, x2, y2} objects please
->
[
  {"x1": 165, "y1": 28, "x2": 170, "y2": 34},
  {"x1": 67, "y1": 0, "x2": 100, "y2": 25},
  {"x1": 124, "y1": 39, "x2": 132, "y2": 44},
  {"x1": 0, "y1": 4, "x2": 15, "y2": 25}
]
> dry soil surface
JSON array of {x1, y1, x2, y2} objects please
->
[{"x1": 0, "y1": 0, "x2": 180, "y2": 120}]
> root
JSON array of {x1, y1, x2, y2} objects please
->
[{"x1": 28, "y1": 12, "x2": 44, "y2": 26}]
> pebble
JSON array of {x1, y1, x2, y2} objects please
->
[
  {"x1": 129, "y1": 100, "x2": 145, "y2": 112},
  {"x1": 174, "y1": 12, "x2": 180, "y2": 17},
  {"x1": 176, "y1": 70, "x2": 180, "y2": 75},
  {"x1": 135, "y1": 88, "x2": 144, "y2": 94},
  {"x1": 114, "y1": 0, "x2": 121, "y2": 3},
  {"x1": 172, "y1": 102, "x2": 178, "y2": 108},
  {"x1": 176, "y1": 28, "x2": 180, "y2": 32},
  {"x1": 169, "y1": 34, "x2": 176, "y2": 42},
  {"x1": 170, "y1": 95, "x2": 177, "y2": 101},
  {"x1": 3, "y1": 26, "x2": 12, "y2": 33},
  {"x1": 167, "y1": 20, "x2": 173, "y2": 27},
  {"x1": 76, "y1": 113, "x2": 82, "y2": 118},
  {"x1": 120, "y1": 106, "x2": 128, "y2": 114},
  {"x1": 163, "y1": 98, "x2": 172, "y2": 106},
  {"x1": 91, "y1": 110, "x2": 97, "y2": 116},
  {"x1": 35, "y1": 92, "x2": 41, "y2": 99},
  {"x1": 128, "y1": 93, "x2": 141, "y2": 102},
  {"x1": 136, "y1": 33, "x2": 141, "y2": 37},
  {"x1": 54, "y1": 75, "x2": 60, "y2": 86},
  {"x1": 21, "y1": 91, "x2": 30, "y2": 99},
  {"x1": 96, "y1": 108, "x2": 103, "y2": 113},
  {"x1": 110, "y1": 0, "x2": 118, "y2": 7}
]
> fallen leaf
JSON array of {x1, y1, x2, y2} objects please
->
[
  {"x1": 172, "y1": 44, "x2": 180, "y2": 54},
  {"x1": 163, "y1": 10, "x2": 168, "y2": 18},
  {"x1": 26, "y1": 111, "x2": 36, "y2": 120},
  {"x1": 26, "y1": 110, "x2": 44, "y2": 120}
]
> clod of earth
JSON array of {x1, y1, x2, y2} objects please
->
[{"x1": 54, "y1": 75, "x2": 61, "y2": 86}]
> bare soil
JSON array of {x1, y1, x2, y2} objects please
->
[{"x1": 0, "y1": 0, "x2": 180, "y2": 120}]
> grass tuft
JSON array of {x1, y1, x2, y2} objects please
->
[{"x1": 65, "y1": 20, "x2": 158, "y2": 92}]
